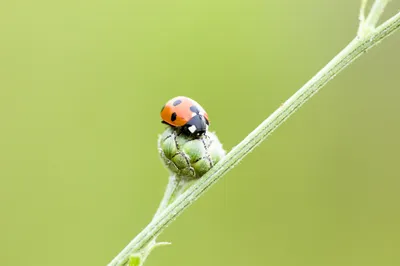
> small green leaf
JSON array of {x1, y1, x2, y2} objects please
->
[{"x1": 128, "y1": 254, "x2": 141, "y2": 266}]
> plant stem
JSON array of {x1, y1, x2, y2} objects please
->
[
  {"x1": 109, "y1": 10, "x2": 400, "y2": 266},
  {"x1": 153, "y1": 176, "x2": 197, "y2": 218},
  {"x1": 365, "y1": 0, "x2": 390, "y2": 29},
  {"x1": 358, "y1": 0, "x2": 368, "y2": 36},
  {"x1": 153, "y1": 175, "x2": 179, "y2": 218}
]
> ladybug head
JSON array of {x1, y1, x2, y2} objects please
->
[{"x1": 182, "y1": 114, "x2": 209, "y2": 136}]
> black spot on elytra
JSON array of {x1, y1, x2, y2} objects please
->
[
  {"x1": 171, "y1": 112, "x2": 177, "y2": 121},
  {"x1": 173, "y1": 99, "x2": 182, "y2": 106},
  {"x1": 190, "y1": 105, "x2": 200, "y2": 114}
]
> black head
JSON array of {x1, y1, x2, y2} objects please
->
[{"x1": 182, "y1": 114, "x2": 209, "y2": 137}]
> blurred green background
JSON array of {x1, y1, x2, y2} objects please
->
[{"x1": 1, "y1": 1, "x2": 400, "y2": 265}]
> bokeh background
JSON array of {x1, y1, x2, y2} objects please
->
[{"x1": 1, "y1": 1, "x2": 400, "y2": 265}]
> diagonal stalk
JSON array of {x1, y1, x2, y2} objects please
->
[
  {"x1": 364, "y1": 0, "x2": 390, "y2": 29},
  {"x1": 109, "y1": 10, "x2": 400, "y2": 266}
]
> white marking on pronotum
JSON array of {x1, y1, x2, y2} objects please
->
[
  {"x1": 188, "y1": 125, "x2": 197, "y2": 133},
  {"x1": 199, "y1": 112, "x2": 204, "y2": 116},
  {"x1": 191, "y1": 112, "x2": 196, "y2": 117}
]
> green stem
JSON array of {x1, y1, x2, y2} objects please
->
[
  {"x1": 153, "y1": 175, "x2": 180, "y2": 218},
  {"x1": 108, "y1": 10, "x2": 400, "y2": 266},
  {"x1": 153, "y1": 176, "x2": 198, "y2": 218},
  {"x1": 364, "y1": 0, "x2": 390, "y2": 29}
]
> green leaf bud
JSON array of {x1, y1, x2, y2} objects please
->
[{"x1": 158, "y1": 127, "x2": 225, "y2": 180}]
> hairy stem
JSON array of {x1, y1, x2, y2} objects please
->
[
  {"x1": 154, "y1": 176, "x2": 197, "y2": 218},
  {"x1": 109, "y1": 10, "x2": 400, "y2": 266},
  {"x1": 153, "y1": 175, "x2": 180, "y2": 218},
  {"x1": 365, "y1": 0, "x2": 390, "y2": 29}
]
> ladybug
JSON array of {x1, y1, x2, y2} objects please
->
[{"x1": 161, "y1": 96, "x2": 210, "y2": 136}]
